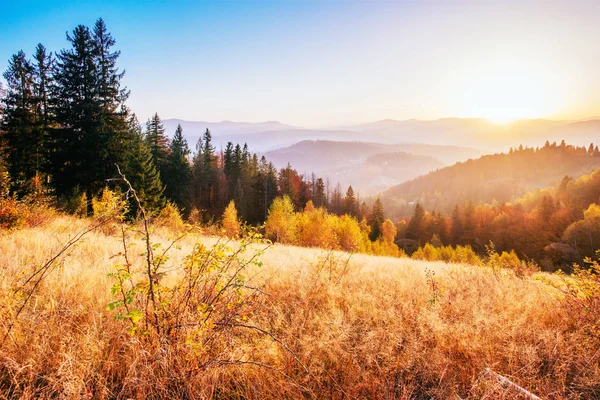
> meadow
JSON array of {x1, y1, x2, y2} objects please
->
[{"x1": 0, "y1": 214, "x2": 599, "y2": 399}]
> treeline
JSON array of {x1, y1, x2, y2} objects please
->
[
  {"x1": 397, "y1": 167, "x2": 600, "y2": 270},
  {"x1": 260, "y1": 196, "x2": 401, "y2": 257},
  {"x1": 383, "y1": 142, "x2": 600, "y2": 218}
]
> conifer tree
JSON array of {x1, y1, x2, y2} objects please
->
[
  {"x1": 201, "y1": 128, "x2": 217, "y2": 216},
  {"x1": 2, "y1": 50, "x2": 37, "y2": 191},
  {"x1": 145, "y1": 112, "x2": 170, "y2": 179},
  {"x1": 369, "y1": 197, "x2": 385, "y2": 240},
  {"x1": 164, "y1": 124, "x2": 192, "y2": 216},
  {"x1": 343, "y1": 185, "x2": 358, "y2": 217},
  {"x1": 406, "y1": 202, "x2": 425, "y2": 240},
  {"x1": 451, "y1": 204, "x2": 462, "y2": 246},
  {"x1": 314, "y1": 177, "x2": 326, "y2": 208},
  {"x1": 124, "y1": 119, "x2": 165, "y2": 215},
  {"x1": 51, "y1": 20, "x2": 131, "y2": 214},
  {"x1": 192, "y1": 136, "x2": 204, "y2": 214},
  {"x1": 330, "y1": 183, "x2": 343, "y2": 215}
]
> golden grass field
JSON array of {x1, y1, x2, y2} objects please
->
[{"x1": 0, "y1": 215, "x2": 599, "y2": 399}]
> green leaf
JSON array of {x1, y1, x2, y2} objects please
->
[{"x1": 126, "y1": 309, "x2": 144, "y2": 324}]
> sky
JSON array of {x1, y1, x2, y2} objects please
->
[{"x1": 2, "y1": 0, "x2": 600, "y2": 127}]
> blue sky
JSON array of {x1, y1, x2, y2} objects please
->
[{"x1": 2, "y1": 0, "x2": 600, "y2": 126}]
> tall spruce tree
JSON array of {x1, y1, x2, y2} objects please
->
[
  {"x1": 164, "y1": 124, "x2": 193, "y2": 216},
  {"x1": 406, "y1": 203, "x2": 425, "y2": 240},
  {"x1": 32, "y1": 44, "x2": 53, "y2": 176},
  {"x1": 369, "y1": 197, "x2": 385, "y2": 241},
  {"x1": 144, "y1": 112, "x2": 170, "y2": 180},
  {"x1": 203, "y1": 129, "x2": 217, "y2": 214},
  {"x1": 2, "y1": 50, "x2": 38, "y2": 191},
  {"x1": 51, "y1": 20, "x2": 130, "y2": 214},
  {"x1": 343, "y1": 185, "x2": 358, "y2": 217},
  {"x1": 123, "y1": 114, "x2": 165, "y2": 215},
  {"x1": 314, "y1": 177, "x2": 326, "y2": 208}
]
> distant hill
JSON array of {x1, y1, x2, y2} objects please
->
[
  {"x1": 263, "y1": 140, "x2": 482, "y2": 194},
  {"x1": 381, "y1": 142, "x2": 600, "y2": 218},
  {"x1": 161, "y1": 117, "x2": 600, "y2": 154},
  {"x1": 344, "y1": 118, "x2": 562, "y2": 146}
]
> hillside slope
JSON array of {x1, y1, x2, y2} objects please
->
[
  {"x1": 382, "y1": 142, "x2": 600, "y2": 217},
  {"x1": 264, "y1": 140, "x2": 482, "y2": 194}
]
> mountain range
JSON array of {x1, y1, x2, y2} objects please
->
[{"x1": 162, "y1": 117, "x2": 600, "y2": 153}]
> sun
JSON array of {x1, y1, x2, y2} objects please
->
[
  {"x1": 483, "y1": 112, "x2": 520, "y2": 125},
  {"x1": 459, "y1": 58, "x2": 565, "y2": 124}
]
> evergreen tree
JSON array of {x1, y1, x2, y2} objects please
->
[
  {"x1": 343, "y1": 185, "x2": 358, "y2": 216},
  {"x1": 2, "y1": 50, "x2": 38, "y2": 191},
  {"x1": 330, "y1": 183, "x2": 343, "y2": 215},
  {"x1": 406, "y1": 202, "x2": 425, "y2": 240},
  {"x1": 200, "y1": 128, "x2": 217, "y2": 217},
  {"x1": 32, "y1": 44, "x2": 53, "y2": 175},
  {"x1": 369, "y1": 197, "x2": 385, "y2": 241},
  {"x1": 144, "y1": 112, "x2": 170, "y2": 179},
  {"x1": 314, "y1": 177, "x2": 326, "y2": 208},
  {"x1": 164, "y1": 124, "x2": 192, "y2": 216},
  {"x1": 450, "y1": 204, "x2": 462, "y2": 246},
  {"x1": 50, "y1": 20, "x2": 130, "y2": 214},
  {"x1": 123, "y1": 116, "x2": 165, "y2": 215}
]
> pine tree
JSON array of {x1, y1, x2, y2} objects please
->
[
  {"x1": 2, "y1": 50, "x2": 38, "y2": 191},
  {"x1": 164, "y1": 124, "x2": 192, "y2": 216},
  {"x1": 343, "y1": 185, "x2": 358, "y2": 217},
  {"x1": 450, "y1": 204, "x2": 462, "y2": 246},
  {"x1": 123, "y1": 119, "x2": 165, "y2": 216},
  {"x1": 369, "y1": 197, "x2": 385, "y2": 241},
  {"x1": 223, "y1": 141, "x2": 235, "y2": 197},
  {"x1": 330, "y1": 183, "x2": 343, "y2": 215},
  {"x1": 195, "y1": 128, "x2": 217, "y2": 218},
  {"x1": 32, "y1": 44, "x2": 53, "y2": 175},
  {"x1": 144, "y1": 112, "x2": 170, "y2": 179},
  {"x1": 406, "y1": 202, "x2": 425, "y2": 240},
  {"x1": 51, "y1": 20, "x2": 131, "y2": 214},
  {"x1": 314, "y1": 177, "x2": 326, "y2": 208}
]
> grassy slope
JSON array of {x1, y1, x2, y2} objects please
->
[{"x1": 0, "y1": 215, "x2": 598, "y2": 399}]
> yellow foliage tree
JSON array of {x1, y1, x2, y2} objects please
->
[
  {"x1": 334, "y1": 215, "x2": 364, "y2": 252},
  {"x1": 222, "y1": 200, "x2": 241, "y2": 239},
  {"x1": 296, "y1": 201, "x2": 337, "y2": 248},
  {"x1": 265, "y1": 196, "x2": 297, "y2": 244},
  {"x1": 381, "y1": 219, "x2": 397, "y2": 245}
]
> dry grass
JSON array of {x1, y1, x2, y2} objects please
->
[{"x1": 0, "y1": 214, "x2": 599, "y2": 399}]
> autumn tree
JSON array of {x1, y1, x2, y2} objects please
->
[
  {"x1": 222, "y1": 200, "x2": 241, "y2": 239},
  {"x1": 265, "y1": 195, "x2": 296, "y2": 244}
]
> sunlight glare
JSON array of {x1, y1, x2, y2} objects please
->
[{"x1": 461, "y1": 59, "x2": 564, "y2": 123}]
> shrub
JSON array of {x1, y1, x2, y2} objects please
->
[
  {"x1": 155, "y1": 201, "x2": 185, "y2": 230},
  {"x1": 0, "y1": 197, "x2": 22, "y2": 229},
  {"x1": 542, "y1": 252, "x2": 600, "y2": 336}
]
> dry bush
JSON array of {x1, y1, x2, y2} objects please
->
[{"x1": 154, "y1": 201, "x2": 185, "y2": 231}]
